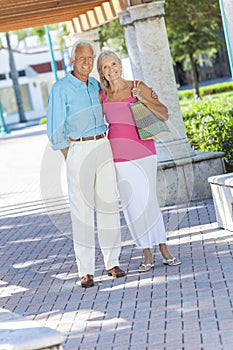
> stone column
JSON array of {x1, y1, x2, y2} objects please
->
[
  {"x1": 119, "y1": 1, "x2": 194, "y2": 163},
  {"x1": 119, "y1": 10, "x2": 144, "y2": 81}
]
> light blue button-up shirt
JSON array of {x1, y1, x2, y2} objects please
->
[{"x1": 47, "y1": 71, "x2": 107, "y2": 150}]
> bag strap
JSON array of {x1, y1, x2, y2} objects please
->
[
  {"x1": 132, "y1": 80, "x2": 142, "y2": 100},
  {"x1": 133, "y1": 80, "x2": 142, "y2": 89}
]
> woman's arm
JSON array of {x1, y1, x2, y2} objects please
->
[{"x1": 131, "y1": 81, "x2": 168, "y2": 121}]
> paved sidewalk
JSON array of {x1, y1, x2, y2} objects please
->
[{"x1": 0, "y1": 124, "x2": 233, "y2": 350}]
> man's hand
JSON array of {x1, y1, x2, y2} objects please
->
[{"x1": 151, "y1": 89, "x2": 158, "y2": 99}]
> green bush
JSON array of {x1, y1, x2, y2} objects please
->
[
  {"x1": 178, "y1": 89, "x2": 196, "y2": 100},
  {"x1": 182, "y1": 95, "x2": 233, "y2": 172},
  {"x1": 178, "y1": 81, "x2": 233, "y2": 100}
]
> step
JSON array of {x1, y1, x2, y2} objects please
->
[{"x1": 0, "y1": 308, "x2": 64, "y2": 350}]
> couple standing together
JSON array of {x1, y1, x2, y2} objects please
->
[{"x1": 47, "y1": 40, "x2": 181, "y2": 288}]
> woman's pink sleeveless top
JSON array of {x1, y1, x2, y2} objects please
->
[{"x1": 100, "y1": 89, "x2": 156, "y2": 163}]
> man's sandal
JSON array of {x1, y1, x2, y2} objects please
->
[
  {"x1": 163, "y1": 257, "x2": 181, "y2": 266},
  {"x1": 138, "y1": 263, "x2": 155, "y2": 272}
]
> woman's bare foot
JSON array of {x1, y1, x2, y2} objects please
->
[
  {"x1": 159, "y1": 243, "x2": 181, "y2": 266},
  {"x1": 138, "y1": 248, "x2": 154, "y2": 272}
]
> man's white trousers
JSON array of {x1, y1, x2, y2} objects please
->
[{"x1": 66, "y1": 137, "x2": 121, "y2": 277}]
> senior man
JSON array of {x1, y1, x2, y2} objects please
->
[{"x1": 47, "y1": 40, "x2": 125, "y2": 288}]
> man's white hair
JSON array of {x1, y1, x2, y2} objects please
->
[{"x1": 70, "y1": 39, "x2": 95, "y2": 59}]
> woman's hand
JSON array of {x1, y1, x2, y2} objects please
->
[
  {"x1": 131, "y1": 80, "x2": 168, "y2": 121},
  {"x1": 131, "y1": 86, "x2": 140, "y2": 99},
  {"x1": 132, "y1": 84, "x2": 158, "y2": 102},
  {"x1": 131, "y1": 86, "x2": 149, "y2": 103}
]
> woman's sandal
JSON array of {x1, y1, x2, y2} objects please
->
[
  {"x1": 138, "y1": 263, "x2": 155, "y2": 272},
  {"x1": 163, "y1": 257, "x2": 181, "y2": 266}
]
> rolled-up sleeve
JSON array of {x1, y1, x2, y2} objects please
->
[{"x1": 47, "y1": 83, "x2": 69, "y2": 150}]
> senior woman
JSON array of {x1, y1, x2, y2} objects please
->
[{"x1": 97, "y1": 50, "x2": 181, "y2": 271}]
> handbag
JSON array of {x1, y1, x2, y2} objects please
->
[{"x1": 129, "y1": 81, "x2": 169, "y2": 140}]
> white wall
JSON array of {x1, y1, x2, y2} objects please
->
[{"x1": 0, "y1": 47, "x2": 65, "y2": 124}]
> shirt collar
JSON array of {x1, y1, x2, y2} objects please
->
[{"x1": 68, "y1": 71, "x2": 94, "y2": 87}]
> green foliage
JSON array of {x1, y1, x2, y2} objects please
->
[
  {"x1": 182, "y1": 94, "x2": 233, "y2": 172},
  {"x1": 13, "y1": 24, "x2": 65, "y2": 47},
  {"x1": 31, "y1": 27, "x2": 46, "y2": 44},
  {"x1": 179, "y1": 90, "x2": 195, "y2": 100},
  {"x1": 165, "y1": 0, "x2": 222, "y2": 61},
  {"x1": 12, "y1": 29, "x2": 28, "y2": 41},
  {"x1": 178, "y1": 82, "x2": 233, "y2": 100},
  {"x1": 98, "y1": 18, "x2": 127, "y2": 56},
  {"x1": 61, "y1": 23, "x2": 69, "y2": 36},
  {"x1": 165, "y1": 0, "x2": 224, "y2": 95}
]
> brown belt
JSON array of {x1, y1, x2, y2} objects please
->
[{"x1": 69, "y1": 132, "x2": 106, "y2": 142}]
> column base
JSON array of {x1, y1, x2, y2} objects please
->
[
  {"x1": 157, "y1": 150, "x2": 226, "y2": 206},
  {"x1": 155, "y1": 137, "x2": 195, "y2": 162}
]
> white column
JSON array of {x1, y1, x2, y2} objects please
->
[
  {"x1": 119, "y1": 1, "x2": 195, "y2": 162},
  {"x1": 119, "y1": 10, "x2": 144, "y2": 81}
]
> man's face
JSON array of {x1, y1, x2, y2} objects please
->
[{"x1": 70, "y1": 45, "x2": 94, "y2": 82}]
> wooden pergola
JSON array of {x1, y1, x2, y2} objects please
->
[{"x1": 0, "y1": 0, "x2": 152, "y2": 33}]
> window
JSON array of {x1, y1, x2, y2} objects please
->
[
  {"x1": 18, "y1": 70, "x2": 26, "y2": 77},
  {"x1": 9, "y1": 70, "x2": 26, "y2": 79},
  {"x1": 40, "y1": 81, "x2": 49, "y2": 109},
  {"x1": 0, "y1": 74, "x2": 6, "y2": 80}
]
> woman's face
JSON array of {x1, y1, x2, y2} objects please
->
[{"x1": 101, "y1": 55, "x2": 122, "y2": 83}]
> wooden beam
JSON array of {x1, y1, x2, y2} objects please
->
[
  {"x1": 0, "y1": 0, "x2": 108, "y2": 31},
  {"x1": 93, "y1": 6, "x2": 105, "y2": 25},
  {"x1": 129, "y1": 0, "x2": 142, "y2": 5},
  {"x1": 0, "y1": 0, "x2": 135, "y2": 32},
  {"x1": 86, "y1": 10, "x2": 98, "y2": 29},
  {"x1": 71, "y1": 18, "x2": 82, "y2": 33},
  {"x1": 0, "y1": 0, "x2": 106, "y2": 16},
  {"x1": 79, "y1": 14, "x2": 91, "y2": 32},
  {"x1": 109, "y1": 0, "x2": 125, "y2": 14},
  {"x1": 101, "y1": 2, "x2": 114, "y2": 21},
  {"x1": 0, "y1": 8, "x2": 85, "y2": 32},
  {"x1": 118, "y1": 0, "x2": 129, "y2": 11}
]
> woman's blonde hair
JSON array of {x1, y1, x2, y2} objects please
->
[{"x1": 97, "y1": 50, "x2": 122, "y2": 95}]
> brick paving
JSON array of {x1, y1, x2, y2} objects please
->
[{"x1": 0, "y1": 124, "x2": 233, "y2": 350}]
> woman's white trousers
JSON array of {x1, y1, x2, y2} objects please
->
[{"x1": 115, "y1": 155, "x2": 166, "y2": 248}]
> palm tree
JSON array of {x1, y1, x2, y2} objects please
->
[{"x1": 6, "y1": 32, "x2": 27, "y2": 123}]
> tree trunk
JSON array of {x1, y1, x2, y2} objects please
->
[
  {"x1": 6, "y1": 32, "x2": 27, "y2": 123},
  {"x1": 189, "y1": 52, "x2": 200, "y2": 100}
]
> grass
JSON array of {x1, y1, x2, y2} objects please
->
[{"x1": 179, "y1": 91, "x2": 233, "y2": 114}]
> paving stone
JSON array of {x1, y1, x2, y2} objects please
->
[{"x1": 1, "y1": 124, "x2": 233, "y2": 349}]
